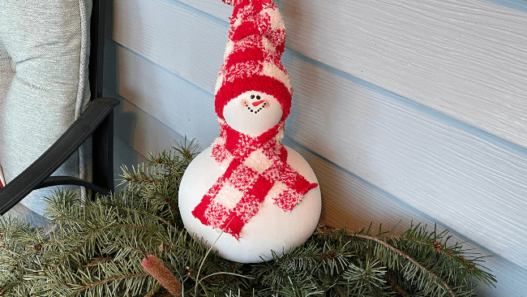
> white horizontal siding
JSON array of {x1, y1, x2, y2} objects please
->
[
  {"x1": 106, "y1": 85, "x2": 527, "y2": 297},
  {"x1": 104, "y1": 0, "x2": 527, "y2": 294},
  {"x1": 110, "y1": 0, "x2": 226, "y2": 94},
  {"x1": 283, "y1": 49, "x2": 527, "y2": 267},
  {"x1": 108, "y1": 0, "x2": 527, "y2": 269},
  {"x1": 174, "y1": 0, "x2": 527, "y2": 150},
  {"x1": 104, "y1": 41, "x2": 219, "y2": 148},
  {"x1": 484, "y1": 0, "x2": 527, "y2": 12},
  {"x1": 285, "y1": 138, "x2": 527, "y2": 297}
]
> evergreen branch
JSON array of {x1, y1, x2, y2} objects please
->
[
  {"x1": 17, "y1": 228, "x2": 99, "y2": 261},
  {"x1": 384, "y1": 273, "x2": 410, "y2": 297},
  {"x1": 118, "y1": 243, "x2": 147, "y2": 254},
  {"x1": 56, "y1": 225, "x2": 110, "y2": 266},
  {"x1": 0, "y1": 141, "x2": 496, "y2": 297},
  {"x1": 197, "y1": 271, "x2": 253, "y2": 285},
  {"x1": 0, "y1": 280, "x2": 22, "y2": 295},
  {"x1": 103, "y1": 204, "x2": 178, "y2": 231},
  {"x1": 158, "y1": 217, "x2": 177, "y2": 231},
  {"x1": 333, "y1": 285, "x2": 346, "y2": 297},
  {"x1": 166, "y1": 200, "x2": 180, "y2": 219},
  {"x1": 57, "y1": 237, "x2": 91, "y2": 267},
  {"x1": 159, "y1": 242, "x2": 194, "y2": 254},
  {"x1": 318, "y1": 225, "x2": 462, "y2": 296},
  {"x1": 125, "y1": 173, "x2": 159, "y2": 185},
  {"x1": 319, "y1": 224, "x2": 480, "y2": 297},
  {"x1": 82, "y1": 258, "x2": 116, "y2": 268},
  {"x1": 194, "y1": 235, "x2": 223, "y2": 296},
  {"x1": 145, "y1": 283, "x2": 163, "y2": 297},
  {"x1": 75, "y1": 272, "x2": 150, "y2": 293},
  {"x1": 151, "y1": 158, "x2": 178, "y2": 167},
  {"x1": 116, "y1": 224, "x2": 150, "y2": 232},
  {"x1": 352, "y1": 232, "x2": 456, "y2": 297}
]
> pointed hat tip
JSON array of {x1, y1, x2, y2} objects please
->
[{"x1": 221, "y1": 0, "x2": 242, "y2": 6}]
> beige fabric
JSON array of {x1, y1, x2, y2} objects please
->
[{"x1": 0, "y1": 0, "x2": 92, "y2": 217}]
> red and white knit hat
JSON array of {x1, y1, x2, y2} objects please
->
[{"x1": 214, "y1": 0, "x2": 293, "y2": 122}]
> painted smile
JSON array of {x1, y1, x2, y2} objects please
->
[
  {"x1": 245, "y1": 101, "x2": 267, "y2": 114},
  {"x1": 241, "y1": 94, "x2": 270, "y2": 114}
]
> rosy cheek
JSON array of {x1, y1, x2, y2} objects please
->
[
  {"x1": 241, "y1": 99, "x2": 249, "y2": 107},
  {"x1": 264, "y1": 100, "x2": 270, "y2": 108}
]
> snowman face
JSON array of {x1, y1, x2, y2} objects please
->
[{"x1": 223, "y1": 91, "x2": 283, "y2": 136}]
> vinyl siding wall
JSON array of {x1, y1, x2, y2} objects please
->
[{"x1": 103, "y1": 0, "x2": 527, "y2": 295}]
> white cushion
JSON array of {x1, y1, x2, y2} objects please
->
[{"x1": 0, "y1": 0, "x2": 92, "y2": 216}]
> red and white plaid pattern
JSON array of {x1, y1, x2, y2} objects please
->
[
  {"x1": 194, "y1": 0, "x2": 315, "y2": 239},
  {"x1": 192, "y1": 121, "x2": 318, "y2": 239},
  {"x1": 214, "y1": 0, "x2": 292, "y2": 123}
]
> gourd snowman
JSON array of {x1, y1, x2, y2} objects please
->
[{"x1": 179, "y1": 0, "x2": 321, "y2": 263}]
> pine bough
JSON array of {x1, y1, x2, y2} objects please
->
[{"x1": 0, "y1": 140, "x2": 496, "y2": 296}]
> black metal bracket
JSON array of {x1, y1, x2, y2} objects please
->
[
  {"x1": 0, "y1": 98, "x2": 119, "y2": 215},
  {"x1": 37, "y1": 176, "x2": 111, "y2": 197},
  {"x1": 0, "y1": 0, "x2": 118, "y2": 215}
]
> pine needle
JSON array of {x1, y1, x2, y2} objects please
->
[{"x1": 0, "y1": 140, "x2": 496, "y2": 297}]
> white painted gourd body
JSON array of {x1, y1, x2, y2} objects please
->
[{"x1": 179, "y1": 92, "x2": 322, "y2": 263}]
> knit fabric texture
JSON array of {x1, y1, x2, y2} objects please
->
[
  {"x1": 192, "y1": 121, "x2": 318, "y2": 239},
  {"x1": 214, "y1": 0, "x2": 292, "y2": 121},
  {"x1": 193, "y1": 0, "x2": 317, "y2": 239}
]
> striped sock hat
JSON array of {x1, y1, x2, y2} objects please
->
[{"x1": 214, "y1": 0, "x2": 293, "y2": 122}]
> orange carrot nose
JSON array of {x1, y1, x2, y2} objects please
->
[{"x1": 252, "y1": 100, "x2": 265, "y2": 107}]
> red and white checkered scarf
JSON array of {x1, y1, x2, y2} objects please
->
[{"x1": 192, "y1": 120, "x2": 318, "y2": 239}]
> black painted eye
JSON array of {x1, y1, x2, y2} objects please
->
[
  {"x1": 256, "y1": 95, "x2": 261, "y2": 100},
  {"x1": 251, "y1": 95, "x2": 255, "y2": 99}
]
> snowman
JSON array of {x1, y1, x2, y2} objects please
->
[{"x1": 178, "y1": 0, "x2": 321, "y2": 263}]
